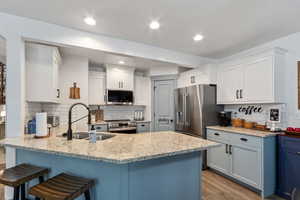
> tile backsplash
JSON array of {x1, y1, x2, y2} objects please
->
[
  {"x1": 26, "y1": 103, "x2": 146, "y2": 128},
  {"x1": 224, "y1": 103, "x2": 287, "y2": 128},
  {"x1": 89, "y1": 105, "x2": 146, "y2": 121}
]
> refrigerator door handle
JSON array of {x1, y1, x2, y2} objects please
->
[
  {"x1": 183, "y1": 93, "x2": 186, "y2": 127},
  {"x1": 196, "y1": 85, "x2": 204, "y2": 136}
]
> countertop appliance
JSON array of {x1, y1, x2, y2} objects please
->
[
  {"x1": 106, "y1": 90, "x2": 133, "y2": 105},
  {"x1": 47, "y1": 115, "x2": 60, "y2": 127},
  {"x1": 218, "y1": 111, "x2": 231, "y2": 126},
  {"x1": 175, "y1": 84, "x2": 223, "y2": 168},
  {"x1": 106, "y1": 119, "x2": 137, "y2": 133}
]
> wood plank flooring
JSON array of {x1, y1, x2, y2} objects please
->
[{"x1": 203, "y1": 170, "x2": 285, "y2": 200}]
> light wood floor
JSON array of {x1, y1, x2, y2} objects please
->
[{"x1": 203, "y1": 170, "x2": 285, "y2": 200}]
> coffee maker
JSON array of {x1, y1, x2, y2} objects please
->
[{"x1": 218, "y1": 111, "x2": 232, "y2": 126}]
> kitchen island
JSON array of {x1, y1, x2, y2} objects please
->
[{"x1": 0, "y1": 131, "x2": 219, "y2": 200}]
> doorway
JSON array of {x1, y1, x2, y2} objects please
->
[{"x1": 152, "y1": 78, "x2": 175, "y2": 131}]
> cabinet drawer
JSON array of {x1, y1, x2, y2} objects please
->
[
  {"x1": 231, "y1": 134, "x2": 261, "y2": 148},
  {"x1": 207, "y1": 129, "x2": 229, "y2": 142},
  {"x1": 94, "y1": 124, "x2": 108, "y2": 132},
  {"x1": 137, "y1": 123, "x2": 150, "y2": 133}
]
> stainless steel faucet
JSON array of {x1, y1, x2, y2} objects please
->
[{"x1": 67, "y1": 103, "x2": 91, "y2": 140}]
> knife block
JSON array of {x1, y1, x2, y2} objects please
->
[{"x1": 69, "y1": 82, "x2": 80, "y2": 99}]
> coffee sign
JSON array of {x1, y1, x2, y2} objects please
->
[{"x1": 238, "y1": 105, "x2": 263, "y2": 115}]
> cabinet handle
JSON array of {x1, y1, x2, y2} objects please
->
[
  {"x1": 57, "y1": 89, "x2": 60, "y2": 98},
  {"x1": 225, "y1": 144, "x2": 229, "y2": 154},
  {"x1": 229, "y1": 145, "x2": 232, "y2": 155},
  {"x1": 240, "y1": 138, "x2": 248, "y2": 142},
  {"x1": 214, "y1": 133, "x2": 220, "y2": 136},
  {"x1": 240, "y1": 89, "x2": 243, "y2": 99},
  {"x1": 236, "y1": 90, "x2": 239, "y2": 99},
  {"x1": 121, "y1": 81, "x2": 124, "y2": 88},
  {"x1": 141, "y1": 124, "x2": 145, "y2": 127}
]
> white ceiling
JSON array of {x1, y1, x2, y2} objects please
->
[{"x1": 1, "y1": 0, "x2": 300, "y2": 58}]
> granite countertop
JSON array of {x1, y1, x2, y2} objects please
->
[
  {"x1": 206, "y1": 126, "x2": 281, "y2": 137},
  {"x1": 0, "y1": 131, "x2": 220, "y2": 164}
]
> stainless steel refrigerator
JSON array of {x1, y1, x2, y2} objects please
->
[{"x1": 175, "y1": 84, "x2": 223, "y2": 167}]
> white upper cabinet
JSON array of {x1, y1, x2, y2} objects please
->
[
  {"x1": 217, "y1": 48, "x2": 286, "y2": 104},
  {"x1": 243, "y1": 57, "x2": 273, "y2": 103},
  {"x1": 177, "y1": 64, "x2": 216, "y2": 88},
  {"x1": 88, "y1": 72, "x2": 106, "y2": 105},
  {"x1": 218, "y1": 66, "x2": 243, "y2": 104},
  {"x1": 106, "y1": 65, "x2": 135, "y2": 91},
  {"x1": 26, "y1": 43, "x2": 61, "y2": 103}
]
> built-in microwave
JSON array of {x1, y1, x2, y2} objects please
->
[{"x1": 106, "y1": 90, "x2": 134, "y2": 105}]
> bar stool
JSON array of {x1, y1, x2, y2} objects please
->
[
  {"x1": 0, "y1": 163, "x2": 49, "y2": 200},
  {"x1": 29, "y1": 173, "x2": 94, "y2": 200}
]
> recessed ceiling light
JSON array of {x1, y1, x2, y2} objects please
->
[
  {"x1": 119, "y1": 61, "x2": 125, "y2": 65},
  {"x1": 193, "y1": 34, "x2": 204, "y2": 42},
  {"x1": 149, "y1": 21, "x2": 160, "y2": 30},
  {"x1": 84, "y1": 17, "x2": 96, "y2": 26}
]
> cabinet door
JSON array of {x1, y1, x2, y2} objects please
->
[
  {"x1": 217, "y1": 66, "x2": 243, "y2": 104},
  {"x1": 231, "y1": 145, "x2": 261, "y2": 189},
  {"x1": 243, "y1": 57, "x2": 273, "y2": 103},
  {"x1": 121, "y1": 69, "x2": 134, "y2": 91},
  {"x1": 26, "y1": 44, "x2": 60, "y2": 103},
  {"x1": 88, "y1": 73, "x2": 105, "y2": 105},
  {"x1": 284, "y1": 150, "x2": 300, "y2": 199},
  {"x1": 207, "y1": 142, "x2": 230, "y2": 175},
  {"x1": 106, "y1": 67, "x2": 121, "y2": 90}
]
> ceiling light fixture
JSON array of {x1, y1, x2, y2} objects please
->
[
  {"x1": 193, "y1": 34, "x2": 204, "y2": 42},
  {"x1": 84, "y1": 17, "x2": 96, "y2": 26},
  {"x1": 119, "y1": 61, "x2": 125, "y2": 65},
  {"x1": 149, "y1": 21, "x2": 160, "y2": 30}
]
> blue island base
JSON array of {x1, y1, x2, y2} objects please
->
[{"x1": 16, "y1": 149, "x2": 203, "y2": 200}]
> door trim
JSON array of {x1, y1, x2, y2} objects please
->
[{"x1": 151, "y1": 76, "x2": 177, "y2": 131}]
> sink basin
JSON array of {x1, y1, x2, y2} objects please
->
[
  {"x1": 89, "y1": 134, "x2": 115, "y2": 141},
  {"x1": 62, "y1": 132, "x2": 115, "y2": 141}
]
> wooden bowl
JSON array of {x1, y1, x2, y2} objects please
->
[
  {"x1": 243, "y1": 121, "x2": 255, "y2": 129},
  {"x1": 232, "y1": 118, "x2": 244, "y2": 128}
]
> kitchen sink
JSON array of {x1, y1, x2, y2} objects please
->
[{"x1": 62, "y1": 132, "x2": 115, "y2": 141}]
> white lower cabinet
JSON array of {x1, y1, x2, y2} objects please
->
[
  {"x1": 207, "y1": 128, "x2": 276, "y2": 198},
  {"x1": 207, "y1": 143, "x2": 230, "y2": 174},
  {"x1": 231, "y1": 145, "x2": 261, "y2": 188}
]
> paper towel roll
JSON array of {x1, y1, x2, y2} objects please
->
[{"x1": 36, "y1": 112, "x2": 48, "y2": 136}]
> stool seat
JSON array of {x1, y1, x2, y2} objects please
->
[
  {"x1": 0, "y1": 163, "x2": 49, "y2": 187},
  {"x1": 29, "y1": 173, "x2": 94, "y2": 200}
]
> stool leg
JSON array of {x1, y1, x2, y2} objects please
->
[
  {"x1": 13, "y1": 186, "x2": 20, "y2": 200},
  {"x1": 39, "y1": 175, "x2": 44, "y2": 183},
  {"x1": 21, "y1": 184, "x2": 26, "y2": 200},
  {"x1": 84, "y1": 190, "x2": 91, "y2": 200}
]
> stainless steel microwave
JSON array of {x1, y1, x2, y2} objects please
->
[{"x1": 106, "y1": 90, "x2": 134, "y2": 105}]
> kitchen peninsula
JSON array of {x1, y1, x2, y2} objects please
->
[{"x1": 0, "y1": 131, "x2": 219, "y2": 200}]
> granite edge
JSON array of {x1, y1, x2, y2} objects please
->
[
  {"x1": 206, "y1": 126, "x2": 279, "y2": 137},
  {"x1": 0, "y1": 142, "x2": 220, "y2": 164}
]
